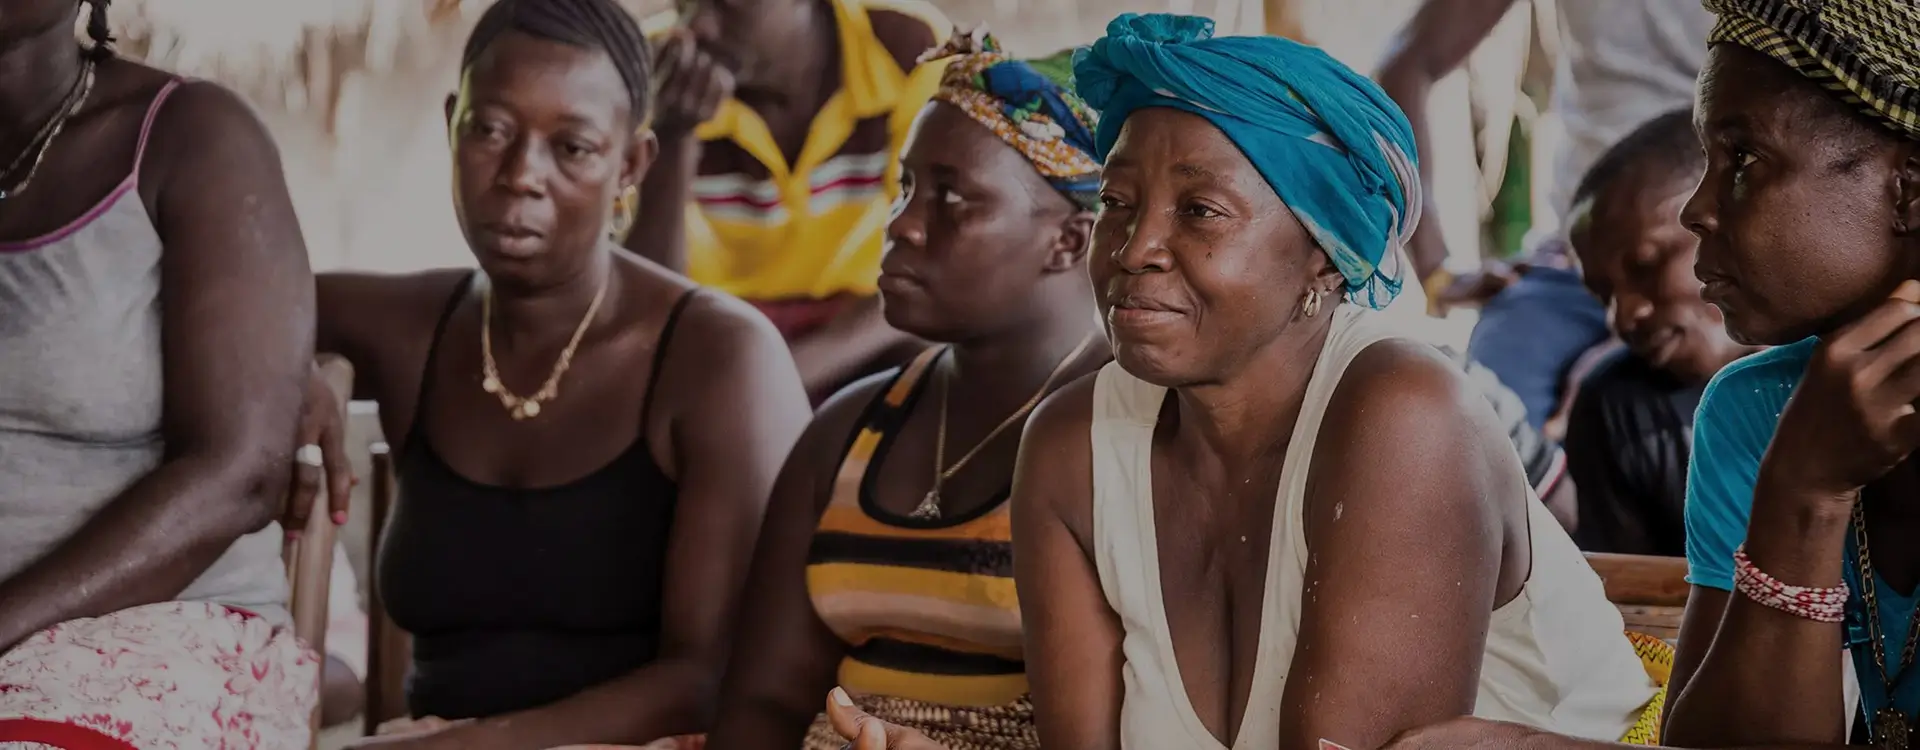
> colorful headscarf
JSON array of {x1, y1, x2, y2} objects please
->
[
  {"x1": 920, "y1": 28, "x2": 1102, "y2": 209},
  {"x1": 1072, "y1": 13, "x2": 1420, "y2": 309},
  {"x1": 1704, "y1": 0, "x2": 1920, "y2": 141}
]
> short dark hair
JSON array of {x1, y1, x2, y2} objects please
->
[
  {"x1": 460, "y1": 0, "x2": 653, "y2": 124},
  {"x1": 1570, "y1": 108, "x2": 1702, "y2": 207}
]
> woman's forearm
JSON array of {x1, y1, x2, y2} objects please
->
[
  {"x1": 1664, "y1": 466, "x2": 1853, "y2": 746},
  {"x1": 468, "y1": 654, "x2": 721, "y2": 749},
  {"x1": 0, "y1": 448, "x2": 284, "y2": 650}
]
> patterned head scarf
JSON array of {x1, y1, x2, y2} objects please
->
[
  {"x1": 920, "y1": 28, "x2": 1102, "y2": 210},
  {"x1": 1072, "y1": 13, "x2": 1421, "y2": 310},
  {"x1": 1704, "y1": 0, "x2": 1920, "y2": 141}
]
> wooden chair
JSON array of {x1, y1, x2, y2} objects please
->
[
  {"x1": 364, "y1": 443, "x2": 413, "y2": 735},
  {"x1": 284, "y1": 468, "x2": 338, "y2": 750},
  {"x1": 1584, "y1": 552, "x2": 1690, "y2": 642}
]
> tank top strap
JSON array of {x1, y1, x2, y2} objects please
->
[
  {"x1": 130, "y1": 79, "x2": 185, "y2": 186},
  {"x1": 826, "y1": 346, "x2": 946, "y2": 512},
  {"x1": 402, "y1": 271, "x2": 480, "y2": 454},
  {"x1": 638, "y1": 288, "x2": 702, "y2": 429},
  {"x1": 1273, "y1": 303, "x2": 1403, "y2": 564}
]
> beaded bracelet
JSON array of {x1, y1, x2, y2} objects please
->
[{"x1": 1733, "y1": 545, "x2": 1849, "y2": 623}]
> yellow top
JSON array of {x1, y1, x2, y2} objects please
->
[{"x1": 680, "y1": 0, "x2": 950, "y2": 302}]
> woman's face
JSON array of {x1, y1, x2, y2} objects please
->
[
  {"x1": 880, "y1": 103, "x2": 1089, "y2": 342},
  {"x1": 447, "y1": 32, "x2": 652, "y2": 287},
  {"x1": 1572, "y1": 166, "x2": 1745, "y2": 383},
  {"x1": 1090, "y1": 107, "x2": 1335, "y2": 387},
  {"x1": 1683, "y1": 44, "x2": 1920, "y2": 346}
]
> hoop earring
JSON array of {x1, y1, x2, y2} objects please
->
[
  {"x1": 608, "y1": 185, "x2": 638, "y2": 242},
  {"x1": 1301, "y1": 288, "x2": 1323, "y2": 318}
]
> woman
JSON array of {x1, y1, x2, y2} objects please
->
[
  {"x1": 0, "y1": 0, "x2": 319, "y2": 747},
  {"x1": 312, "y1": 0, "x2": 811, "y2": 747},
  {"x1": 1362, "y1": 1, "x2": 1920, "y2": 748},
  {"x1": 830, "y1": 13, "x2": 1661, "y2": 750},
  {"x1": 704, "y1": 31, "x2": 1108, "y2": 750}
]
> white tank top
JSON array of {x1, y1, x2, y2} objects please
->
[{"x1": 1088, "y1": 304, "x2": 1658, "y2": 749}]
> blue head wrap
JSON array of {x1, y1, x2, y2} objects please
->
[{"x1": 1072, "y1": 13, "x2": 1422, "y2": 309}]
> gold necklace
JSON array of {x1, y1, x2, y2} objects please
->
[
  {"x1": 0, "y1": 56, "x2": 95, "y2": 201},
  {"x1": 910, "y1": 333, "x2": 1098, "y2": 520},
  {"x1": 479, "y1": 274, "x2": 609, "y2": 420},
  {"x1": 1853, "y1": 497, "x2": 1920, "y2": 749}
]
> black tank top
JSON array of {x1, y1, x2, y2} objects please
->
[{"x1": 377, "y1": 276, "x2": 696, "y2": 720}]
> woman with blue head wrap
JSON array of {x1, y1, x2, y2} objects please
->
[{"x1": 826, "y1": 13, "x2": 1662, "y2": 750}]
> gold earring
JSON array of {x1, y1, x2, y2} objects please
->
[
  {"x1": 1302, "y1": 288, "x2": 1323, "y2": 318},
  {"x1": 608, "y1": 185, "x2": 639, "y2": 241}
]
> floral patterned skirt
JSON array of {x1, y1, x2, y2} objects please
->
[{"x1": 0, "y1": 601, "x2": 317, "y2": 749}]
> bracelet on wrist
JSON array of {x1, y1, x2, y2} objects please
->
[{"x1": 1733, "y1": 544, "x2": 1848, "y2": 623}]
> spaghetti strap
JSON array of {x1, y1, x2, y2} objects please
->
[
  {"x1": 638, "y1": 289, "x2": 703, "y2": 429},
  {"x1": 130, "y1": 79, "x2": 185, "y2": 185},
  {"x1": 402, "y1": 272, "x2": 480, "y2": 455}
]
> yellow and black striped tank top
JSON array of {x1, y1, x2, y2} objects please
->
[{"x1": 805, "y1": 347, "x2": 1026, "y2": 708}]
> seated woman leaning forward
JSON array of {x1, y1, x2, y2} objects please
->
[
  {"x1": 828, "y1": 13, "x2": 1662, "y2": 750},
  {"x1": 0, "y1": 1, "x2": 319, "y2": 747},
  {"x1": 1363, "y1": 2, "x2": 1920, "y2": 749},
  {"x1": 702, "y1": 30, "x2": 1110, "y2": 750},
  {"x1": 310, "y1": 0, "x2": 811, "y2": 747}
]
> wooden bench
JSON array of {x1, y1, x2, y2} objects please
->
[{"x1": 1584, "y1": 552, "x2": 1689, "y2": 642}]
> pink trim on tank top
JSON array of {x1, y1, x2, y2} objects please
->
[{"x1": 0, "y1": 78, "x2": 183, "y2": 253}]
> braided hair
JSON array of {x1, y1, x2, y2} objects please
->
[
  {"x1": 460, "y1": 0, "x2": 653, "y2": 125},
  {"x1": 83, "y1": 0, "x2": 115, "y2": 61}
]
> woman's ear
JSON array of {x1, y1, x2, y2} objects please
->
[
  {"x1": 624, "y1": 126, "x2": 661, "y2": 189},
  {"x1": 1895, "y1": 145, "x2": 1920, "y2": 237},
  {"x1": 1042, "y1": 210, "x2": 1095, "y2": 274},
  {"x1": 1313, "y1": 256, "x2": 1348, "y2": 294}
]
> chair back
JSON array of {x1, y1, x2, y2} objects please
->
[
  {"x1": 1584, "y1": 552, "x2": 1689, "y2": 642},
  {"x1": 283, "y1": 480, "x2": 337, "y2": 750},
  {"x1": 364, "y1": 442, "x2": 413, "y2": 735}
]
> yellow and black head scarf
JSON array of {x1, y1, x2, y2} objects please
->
[{"x1": 1705, "y1": 0, "x2": 1920, "y2": 140}]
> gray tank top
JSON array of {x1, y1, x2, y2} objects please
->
[{"x1": 0, "y1": 79, "x2": 288, "y2": 625}]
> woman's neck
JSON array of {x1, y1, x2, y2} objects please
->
[
  {"x1": 0, "y1": 30, "x2": 82, "y2": 145},
  {"x1": 946, "y1": 301, "x2": 1103, "y2": 407},
  {"x1": 1170, "y1": 312, "x2": 1335, "y2": 468},
  {"x1": 485, "y1": 250, "x2": 615, "y2": 353},
  {"x1": 739, "y1": 0, "x2": 837, "y2": 106}
]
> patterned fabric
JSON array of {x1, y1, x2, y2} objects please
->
[
  {"x1": 0, "y1": 601, "x2": 318, "y2": 749},
  {"x1": 1619, "y1": 631, "x2": 1675, "y2": 745},
  {"x1": 1704, "y1": 0, "x2": 1920, "y2": 140},
  {"x1": 922, "y1": 29, "x2": 1101, "y2": 208},
  {"x1": 806, "y1": 348, "x2": 1029, "y2": 710},
  {"x1": 803, "y1": 694, "x2": 1038, "y2": 750},
  {"x1": 1072, "y1": 13, "x2": 1421, "y2": 309}
]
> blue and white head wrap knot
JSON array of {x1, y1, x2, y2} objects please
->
[{"x1": 1072, "y1": 13, "x2": 1422, "y2": 309}]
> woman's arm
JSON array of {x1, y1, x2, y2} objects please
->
[
  {"x1": 705, "y1": 378, "x2": 889, "y2": 749},
  {"x1": 0, "y1": 81, "x2": 313, "y2": 649},
  {"x1": 1381, "y1": 715, "x2": 1850, "y2": 750},
  {"x1": 1279, "y1": 342, "x2": 1511, "y2": 750},
  {"x1": 458, "y1": 295, "x2": 812, "y2": 748},
  {"x1": 1012, "y1": 379, "x2": 1126, "y2": 749}
]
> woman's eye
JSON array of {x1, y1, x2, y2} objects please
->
[
  {"x1": 1182, "y1": 202, "x2": 1222, "y2": 218},
  {"x1": 939, "y1": 187, "x2": 963, "y2": 206}
]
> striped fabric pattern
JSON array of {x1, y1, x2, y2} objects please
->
[
  {"x1": 1705, "y1": 0, "x2": 1920, "y2": 140},
  {"x1": 805, "y1": 348, "x2": 1029, "y2": 709}
]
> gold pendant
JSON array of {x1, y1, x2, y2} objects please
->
[
  {"x1": 1877, "y1": 708, "x2": 1911, "y2": 749},
  {"x1": 909, "y1": 489, "x2": 942, "y2": 520},
  {"x1": 512, "y1": 400, "x2": 541, "y2": 420}
]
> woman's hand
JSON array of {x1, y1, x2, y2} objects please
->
[
  {"x1": 1761, "y1": 279, "x2": 1920, "y2": 500},
  {"x1": 286, "y1": 355, "x2": 356, "y2": 535},
  {"x1": 824, "y1": 688, "x2": 948, "y2": 750}
]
